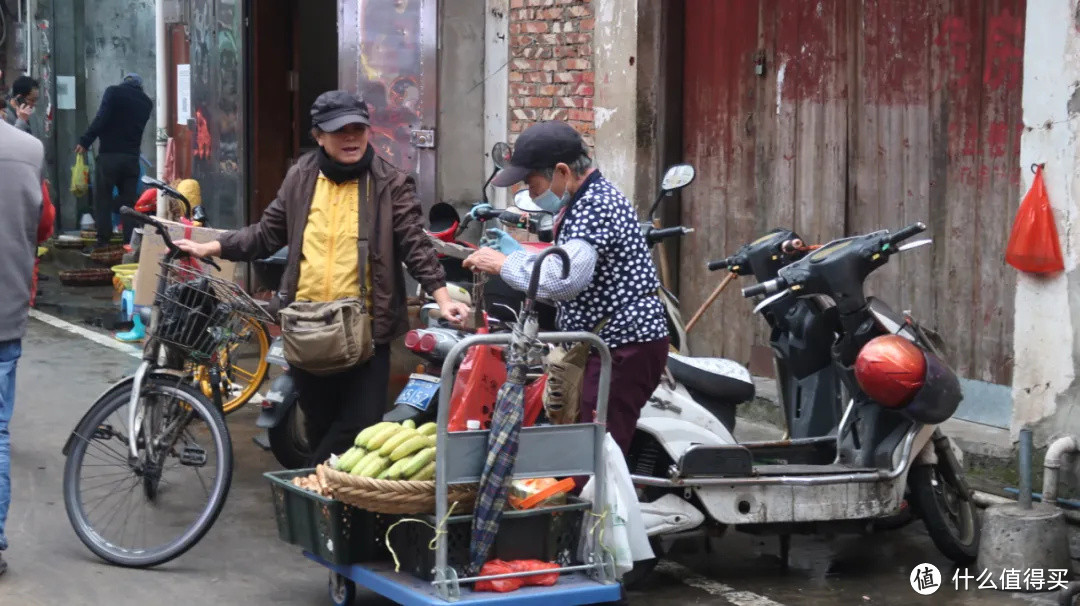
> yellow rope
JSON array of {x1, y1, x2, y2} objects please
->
[
  {"x1": 585, "y1": 506, "x2": 616, "y2": 563},
  {"x1": 384, "y1": 501, "x2": 460, "y2": 573}
]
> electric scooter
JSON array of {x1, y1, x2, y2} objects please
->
[
  {"x1": 626, "y1": 223, "x2": 979, "y2": 585},
  {"x1": 706, "y1": 229, "x2": 844, "y2": 440}
]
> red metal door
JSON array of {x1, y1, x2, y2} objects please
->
[{"x1": 680, "y1": 0, "x2": 1025, "y2": 385}]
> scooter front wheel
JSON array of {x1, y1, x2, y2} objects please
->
[
  {"x1": 908, "y1": 464, "x2": 979, "y2": 564},
  {"x1": 267, "y1": 405, "x2": 312, "y2": 469}
]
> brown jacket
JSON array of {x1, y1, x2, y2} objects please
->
[{"x1": 218, "y1": 151, "x2": 445, "y2": 344}]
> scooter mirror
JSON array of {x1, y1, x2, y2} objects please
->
[
  {"x1": 492, "y1": 142, "x2": 512, "y2": 170},
  {"x1": 512, "y1": 188, "x2": 544, "y2": 213},
  {"x1": 661, "y1": 164, "x2": 696, "y2": 192}
]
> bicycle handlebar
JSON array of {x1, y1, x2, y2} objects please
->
[{"x1": 119, "y1": 207, "x2": 221, "y2": 271}]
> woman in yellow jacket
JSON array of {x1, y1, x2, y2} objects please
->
[{"x1": 178, "y1": 91, "x2": 469, "y2": 464}]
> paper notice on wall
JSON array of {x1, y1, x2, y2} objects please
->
[
  {"x1": 56, "y1": 76, "x2": 76, "y2": 110},
  {"x1": 177, "y1": 64, "x2": 191, "y2": 125}
]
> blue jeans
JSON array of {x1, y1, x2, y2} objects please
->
[{"x1": 0, "y1": 339, "x2": 20, "y2": 551}]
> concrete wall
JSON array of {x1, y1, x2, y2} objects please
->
[
  {"x1": 437, "y1": 0, "x2": 486, "y2": 207},
  {"x1": 592, "y1": 0, "x2": 636, "y2": 201},
  {"x1": 1012, "y1": 0, "x2": 1080, "y2": 445},
  {"x1": 483, "y1": 0, "x2": 509, "y2": 208}
]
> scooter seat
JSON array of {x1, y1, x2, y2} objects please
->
[{"x1": 667, "y1": 354, "x2": 755, "y2": 403}]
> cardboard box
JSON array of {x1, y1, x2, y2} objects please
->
[{"x1": 133, "y1": 220, "x2": 238, "y2": 307}]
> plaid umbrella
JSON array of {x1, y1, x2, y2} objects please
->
[
  {"x1": 468, "y1": 321, "x2": 531, "y2": 570},
  {"x1": 469, "y1": 246, "x2": 568, "y2": 574}
]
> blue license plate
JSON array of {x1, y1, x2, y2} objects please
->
[{"x1": 395, "y1": 375, "x2": 440, "y2": 411}]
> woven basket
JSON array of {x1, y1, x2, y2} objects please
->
[
  {"x1": 59, "y1": 268, "x2": 115, "y2": 287},
  {"x1": 90, "y1": 248, "x2": 125, "y2": 266},
  {"x1": 320, "y1": 465, "x2": 477, "y2": 515}
]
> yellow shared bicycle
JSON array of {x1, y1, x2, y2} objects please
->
[{"x1": 188, "y1": 315, "x2": 269, "y2": 414}]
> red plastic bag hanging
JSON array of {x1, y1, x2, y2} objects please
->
[{"x1": 1005, "y1": 165, "x2": 1065, "y2": 274}]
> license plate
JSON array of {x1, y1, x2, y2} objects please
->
[{"x1": 395, "y1": 375, "x2": 440, "y2": 411}]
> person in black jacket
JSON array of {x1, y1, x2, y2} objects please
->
[{"x1": 75, "y1": 73, "x2": 153, "y2": 250}]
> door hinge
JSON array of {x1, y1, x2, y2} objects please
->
[
  {"x1": 411, "y1": 129, "x2": 436, "y2": 149},
  {"x1": 287, "y1": 71, "x2": 299, "y2": 93}
]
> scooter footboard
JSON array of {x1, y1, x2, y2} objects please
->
[{"x1": 696, "y1": 477, "x2": 905, "y2": 525}]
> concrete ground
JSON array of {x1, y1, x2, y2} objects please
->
[{"x1": 1, "y1": 314, "x2": 1074, "y2": 605}]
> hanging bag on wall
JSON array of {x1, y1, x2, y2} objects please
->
[{"x1": 1005, "y1": 165, "x2": 1065, "y2": 274}]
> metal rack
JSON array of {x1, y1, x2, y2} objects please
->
[{"x1": 309, "y1": 330, "x2": 621, "y2": 605}]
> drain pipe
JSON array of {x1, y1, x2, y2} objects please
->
[
  {"x1": 1043, "y1": 436, "x2": 1079, "y2": 505},
  {"x1": 968, "y1": 435, "x2": 1080, "y2": 526},
  {"x1": 153, "y1": 0, "x2": 168, "y2": 217}
]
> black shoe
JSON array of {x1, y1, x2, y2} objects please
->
[{"x1": 0, "y1": 553, "x2": 7, "y2": 577}]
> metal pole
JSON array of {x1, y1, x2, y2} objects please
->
[
  {"x1": 154, "y1": 0, "x2": 168, "y2": 216},
  {"x1": 1019, "y1": 428, "x2": 1033, "y2": 509}
]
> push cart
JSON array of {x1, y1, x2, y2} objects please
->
[{"x1": 287, "y1": 330, "x2": 621, "y2": 605}]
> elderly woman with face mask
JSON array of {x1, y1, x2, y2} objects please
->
[
  {"x1": 464, "y1": 121, "x2": 669, "y2": 455},
  {"x1": 177, "y1": 91, "x2": 469, "y2": 465}
]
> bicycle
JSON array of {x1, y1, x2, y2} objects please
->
[
  {"x1": 62, "y1": 206, "x2": 273, "y2": 567},
  {"x1": 138, "y1": 175, "x2": 270, "y2": 414}
]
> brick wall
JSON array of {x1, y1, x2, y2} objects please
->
[{"x1": 507, "y1": 0, "x2": 595, "y2": 146}]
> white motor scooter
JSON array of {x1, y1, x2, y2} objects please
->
[{"x1": 623, "y1": 224, "x2": 979, "y2": 587}]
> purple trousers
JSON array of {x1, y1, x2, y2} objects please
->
[{"x1": 579, "y1": 338, "x2": 670, "y2": 455}]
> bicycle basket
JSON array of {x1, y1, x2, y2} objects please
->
[{"x1": 153, "y1": 260, "x2": 272, "y2": 361}]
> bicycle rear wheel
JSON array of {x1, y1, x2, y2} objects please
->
[{"x1": 63, "y1": 375, "x2": 233, "y2": 567}]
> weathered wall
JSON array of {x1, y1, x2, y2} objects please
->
[
  {"x1": 484, "y1": 0, "x2": 510, "y2": 208},
  {"x1": 83, "y1": 0, "x2": 156, "y2": 162},
  {"x1": 1012, "y1": 0, "x2": 1080, "y2": 443},
  {"x1": 438, "y1": 0, "x2": 486, "y2": 206},
  {"x1": 591, "y1": 0, "x2": 636, "y2": 201}
]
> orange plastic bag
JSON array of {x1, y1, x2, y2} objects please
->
[
  {"x1": 447, "y1": 329, "x2": 506, "y2": 431},
  {"x1": 1005, "y1": 166, "x2": 1064, "y2": 274}
]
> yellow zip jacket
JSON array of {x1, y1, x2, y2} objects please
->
[{"x1": 295, "y1": 174, "x2": 372, "y2": 305}]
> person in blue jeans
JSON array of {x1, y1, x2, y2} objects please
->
[{"x1": 0, "y1": 116, "x2": 47, "y2": 576}]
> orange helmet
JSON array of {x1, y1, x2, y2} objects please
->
[{"x1": 855, "y1": 335, "x2": 926, "y2": 408}]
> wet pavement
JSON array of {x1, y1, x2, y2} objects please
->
[{"x1": 2, "y1": 309, "x2": 1076, "y2": 605}]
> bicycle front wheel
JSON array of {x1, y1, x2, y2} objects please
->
[{"x1": 63, "y1": 375, "x2": 233, "y2": 567}]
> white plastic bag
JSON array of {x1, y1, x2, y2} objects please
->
[{"x1": 578, "y1": 434, "x2": 654, "y2": 576}]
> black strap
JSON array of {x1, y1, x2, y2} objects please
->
[{"x1": 357, "y1": 174, "x2": 373, "y2": 311}]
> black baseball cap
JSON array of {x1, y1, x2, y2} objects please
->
[
  {"x1": 492, "y1": 121, "x2": 589, "y2": 187},
  {"x1": 311, "y1": 90, "x2": 371, "y2": 132}
]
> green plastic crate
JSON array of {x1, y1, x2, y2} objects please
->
[{"x1": 264, "y1": 468, "x2": 390, "y2": 566}]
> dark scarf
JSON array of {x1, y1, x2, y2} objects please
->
[{"x1": 318, "y1": 144, "x2": 374, "y2": 184}]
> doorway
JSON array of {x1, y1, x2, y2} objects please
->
[{"x1": 246, "y1": 0, "x2": 339, "y2": 222}]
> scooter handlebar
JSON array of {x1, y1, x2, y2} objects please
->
[
  {"x1": 742, "y1": 277, "x2": 785, "y2": 298},
  {"x1": 707, "y1": 257, "x2": 732, "y2": 272},
  {"x1": 887, "y1": 222, "x2": 927, "y2": 247}
]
